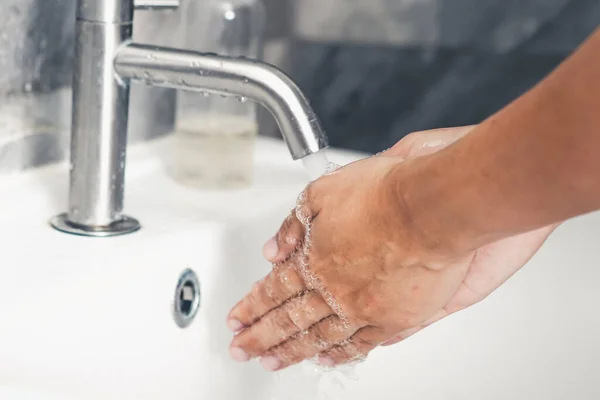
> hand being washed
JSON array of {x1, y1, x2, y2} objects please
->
[{"x1": 227, "y1": 126, "x2": 558, "y2": 371}]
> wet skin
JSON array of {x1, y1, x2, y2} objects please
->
[
  {"x1": 227, "y1": 29, "x2": 600, "y2": 371},
  {"x1": 227, "y1": 126, "x2": 556, "y2": 371}
]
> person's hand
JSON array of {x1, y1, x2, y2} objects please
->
[
  {"x1": 226, "y1": 126, "x2": 558, "y2": 371},
  {"x1": 376, "y1": 127, "x2": 559, "y2": 345}
]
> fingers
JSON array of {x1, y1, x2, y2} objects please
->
[
  {"x1": 317, "y1": 326, "x2": 387, "y2": 367},
  {"x1": 258, "y1": 316, "x2": 363, "y2": 371},
  {"x1": 381, "y1": 125, "x2": 476, "y2": 160},
  {"x1": 227, "y1": 261, "x2": 307, "y2": 332},
  {"x1": 263, "y1": 186, "x2": 319, "y2": 264},
  {"x1": 230, "y1": 291, "x2": 334, "y2": 359}
]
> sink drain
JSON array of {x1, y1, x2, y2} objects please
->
[{"x1": 173, "y1": 269, "x2": 201, "y2": 328}]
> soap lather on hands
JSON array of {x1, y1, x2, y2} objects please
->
[{"x1": 226, "y1": 126, "x2": 556, "y2": 371}]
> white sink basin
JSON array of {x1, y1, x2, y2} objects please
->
[{"x1": 1, "y1": 136, "x2": 599, "y2": 399}]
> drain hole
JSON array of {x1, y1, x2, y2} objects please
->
[
  {"x1": 173, "y1": 269, "x2": 201, "y2": 328},
  {"x1": 179, "y1": 281, "x2": 196, "y2": 316}
]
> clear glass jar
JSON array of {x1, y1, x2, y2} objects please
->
[{"x1": 173, "y1": 0, "x2": 266, "y2": 189}]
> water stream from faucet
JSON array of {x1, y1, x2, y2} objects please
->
[{"x1": 301, "y1": 150, "x2": 341, "y2": 182}]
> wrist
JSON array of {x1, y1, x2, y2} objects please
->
[{"x1": 387, "y1": 153, "x2": 484, "y2": 258}]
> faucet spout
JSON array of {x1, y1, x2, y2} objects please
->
[
  {"x1": 114, "y1": 43, "x2": 328, "y2": 160},
  {"x1": 50, "y1": 0, "x2": 329, "y2": 237}
]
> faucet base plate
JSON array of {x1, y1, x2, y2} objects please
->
[{"x1": 49, "y1": 213, "x2": 141, "y2": 237}]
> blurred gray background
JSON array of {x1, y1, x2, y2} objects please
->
[
  {"x1": 261, "y1": 0, "x2": 599, "y2": 153},
  {"x1": 1, "y1": 0, "x2": 598, "y2": 169}
]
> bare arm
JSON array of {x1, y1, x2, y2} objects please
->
[{"x1": 400, "y1": 28, "x2": 600, "y2": 254}]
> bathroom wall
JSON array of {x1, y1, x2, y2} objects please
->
[
  {"x1": 262, "y1": 0, "x2": 600, "y2": 154},
  {"x1": 1, "y1": 1, "x2": 597, "y2": 170}
]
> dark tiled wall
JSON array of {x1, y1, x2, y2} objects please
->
[{"x1": 274, "y1": 0, "x2": 599, "y2": 154}]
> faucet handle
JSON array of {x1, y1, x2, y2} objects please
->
[{"x1": 134, "y1": 0, "x2": 179, "y2": 10}]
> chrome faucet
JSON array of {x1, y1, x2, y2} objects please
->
[{"x1": 50, "y1": 0, "x2": 328, "y2": 237}]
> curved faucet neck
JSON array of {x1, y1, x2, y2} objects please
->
[{"x1": 114, "y1": 43, "x2": 328, "y2": 160}]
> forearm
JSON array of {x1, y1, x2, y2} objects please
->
[{"x1": 399, "y1": 28, "x2": 600, "y2": 254}]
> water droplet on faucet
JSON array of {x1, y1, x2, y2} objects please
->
[{"x1": 237, "y1": 96, "x2": 247, "y2": 103}]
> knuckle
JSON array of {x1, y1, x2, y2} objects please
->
[
  {"x1": 304, "y1": 182, "x2": 317, "y2": 202},
  {"x1": 278, "y1": 214, "x2": 296, "y2": 239},
  {"x1": 276, "y1": 266, "x2": 304, "y2": 294},
  {"x1": 294, "y1": 205, "x2": 312, "y2": 226},
  {"x1": 262, "y1": 274, "x2": 292, "y2": 305},
  {"x1": 267, "y1": 301, "x2": 305, "y2": 337},
  {"x1": 283, "y1": 213, "x2": 296, "y2": 230},
  {"x1": 268, "y1": 319, "x2": 293, "y2": 342},
  {"x1": 263, "y1": 286, "x2": 285, "y2": 306},
  {"x1": 284, "y1": 304, "x2": 303, "y2": 331},
  {"x1": 301, "y1": 182, "x2": 323, "y2": 211},
  {"x1": 324, "y1": 317, "x2": 353, "y2": 342},
  {"x1": 310, "y1": 322, "x2": 332, "y2": 351},
  {"x1": 277, "y1": 214, "x2": 304, "y2": 251}
]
